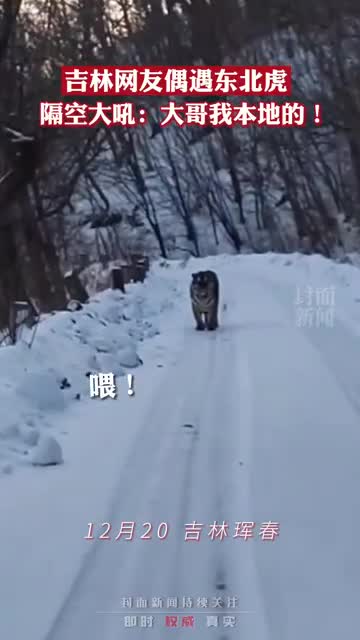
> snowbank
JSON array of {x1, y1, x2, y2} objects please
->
[{"x1": 0, "y1": 269, "x2": 178, "y2": 475}]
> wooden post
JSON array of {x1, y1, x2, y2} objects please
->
[
  {"x1": 64, "y1": 270, "x2": 89, "y2": 303},
  {"x1": 111, "y1": 267, "x2": 125, "y2": 293},
  {"x1": 133, "y1": 265, "x2": 146, "y2": 282},
  {"x1": 121, "y1": 264, "x2": 147, "y2": 285},
  {"x1": 130, "y1": 253, "x2": 150, "y2": 272}
]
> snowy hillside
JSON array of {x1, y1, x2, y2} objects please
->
[
  {"x1": 1, "y1": 252, "x2": 360, "y2": 640},
  {"x1": 65, "y1": 27, "x2": 360, "y2": 265}
]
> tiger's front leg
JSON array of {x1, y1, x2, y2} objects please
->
[
  {"x1": 206, "y1": 304, "x2": 219, "y2": 330},
  {"x1": 192, "y1": 303, "x2": 205, "y2": 330}
]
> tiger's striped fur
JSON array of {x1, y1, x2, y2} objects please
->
[{"x1": 190, "y1": 270, "x2": 219, "y2": 331}]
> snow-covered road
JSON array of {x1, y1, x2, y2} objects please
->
[{"x1": 1, "y1": 254, "x2": 360, "y2": 640}]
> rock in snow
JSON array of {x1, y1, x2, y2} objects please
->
[{"x1": 31, "y1": 435, "x2": 63, "y2": 466}]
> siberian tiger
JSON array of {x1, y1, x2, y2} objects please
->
[{"x1": 190, "y1": 270, "x2": 219, "y2": 331}]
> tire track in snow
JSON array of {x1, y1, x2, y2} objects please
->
[
  {"x1": 43, "y1": 327, "x2": 217, "y2": 640},
  {"x1": 164, "y1": 330, "x2": 219, "y2": 640},
  {"x1": 202, "y1": 283, "x2": 270, "y2": 640},
  {"x1": 121, "y1": 327, "x2": 218, "y2": 640},
  {"x1": 207, "y1": 328, "x2": 239, "y2": 640},
  {"x1": 172, "y1": 323, "x2": 238, "y2": 639},
  {"x1": 42, "y1": 327, "x2": 203, "y2": 639}
]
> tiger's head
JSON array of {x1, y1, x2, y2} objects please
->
[{"x1": 191, "y1": 271, "x2": 212, "y2": 297}]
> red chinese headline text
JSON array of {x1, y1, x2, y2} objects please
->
[{"x1": 60, "y1": 65, "x2": 292, "y2": 96}]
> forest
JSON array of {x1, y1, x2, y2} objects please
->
[{"x1": 0, "y1": 0, "x2": 359, "y2": 331}]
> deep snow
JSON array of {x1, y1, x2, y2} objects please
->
[
  {"x1": 0, "y1": 272, "x2": 178, "y2": 473},
  {"x1": 1, "y1": 252, "x2": 360, "y2": 640}
]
